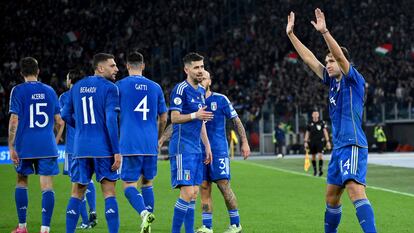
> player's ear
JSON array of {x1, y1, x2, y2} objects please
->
[
  {"x1": 183, "y1": 65, "x2": 189, "y2": 75},
  {"x1": 141, "y1": 63, "x2": 145, "y2": 71}
]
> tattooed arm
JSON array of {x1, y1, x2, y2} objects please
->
[
  {"x1": 158, "y1": 124, "x2": 172, "y2": 152},
  {"x1": 232, "y1": 117, "x2": 250, "y2": 159},
  {"x1": 8, "y1": 114, "x2": 19, "y2": 165}
]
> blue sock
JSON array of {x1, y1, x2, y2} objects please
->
[
  {"x1": 354, "y1": 199, "x2": 377, "y2": 233},
  {"x1": 202, "y1": 212, "x2": 212, "y2": 229},
  {"x1": 324, "y1": 204, "x2": 342, "y2": 233},
  {"x1": 86, "y1": 181, "x2": 96, "y2": 212},
  {"x1": 124, "y1": 186, "x2": 146, "y2": 215},
  {"x1": 66, "y1": 197, "x2": 82, "y2": 233},
  {"x1": 41, "y1": 190, "x2": 55, "y2": 227},
  {"x1": 172, "y1": 198, "x2": 189, "y2": 233},
  {"x1": 105, "y1": 196, "x2": 119, "y2": 233},
  {"x1": 228, "y1": 209, "x2": 240, "y2": 226},
  {"x1": 15, "y1": 187, "x2": 28, "y2": 224},
  {"x1": 80, "y1": 199, "x2": 89, "y2": 224},
  {"x1": 184, "y1": 200, "x2": 196, "y2": 233},
  {"x1": 141, "y1": 186, "x2": 155, "y2": 212}
]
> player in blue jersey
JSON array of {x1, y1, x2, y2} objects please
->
[
  {"x1": 169, "y1": 52, "x2": 213, "y2": 233},
  {"x1": 9, "y1": 57, "x2": 64, "y2": 233},
  {"x1": 196, "y1": 71, "x2": 250, "y2": 233},
  {"x1": 116, "y1": 51, "x2": 168, "y2": 233},
  {"x1": 62, "y1": 53, "x2": 121, "y2": 233},
  {"x1": 287, "y1": 9, "x2": 376, "y2": 233},
  {"x1": 59, "y1": 69, "x2": 98, "y2": 229}
]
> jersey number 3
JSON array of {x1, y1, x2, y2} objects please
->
[{"x1": 134, "y1": 95, "x2": 149, "y2": 121}]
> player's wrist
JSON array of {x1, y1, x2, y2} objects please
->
[
  {"x1": 190, "y1": 112, "x2": 197, "y2": 120},
  {"x1": 321, "y1": 29, "x2": 329, "y2": 34}
]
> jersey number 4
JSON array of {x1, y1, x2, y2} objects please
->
[
  {"x1": 29, "y1": 103, "x2": 49, "y2": 128},
  {"x1": 134, "y1": 95, "x2": 149, "y2": 121}
]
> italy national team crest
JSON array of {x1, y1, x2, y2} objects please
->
[
  {"x1": 184, "y1": 170, "x2": 191, "y2": 181},
  {"x1": 211, "y1": 102, "x2": 217, "y2": 111}
]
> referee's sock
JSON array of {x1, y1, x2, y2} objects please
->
[
  {"x1": 312, "y1": 160, "x2": 317, "y2": 174},
  {"x1": 319, "y1": 159, "x2": 324, "y2": 172}
]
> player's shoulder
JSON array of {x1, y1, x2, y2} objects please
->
[
  {"x1": 212, "y1": 92, "x2": 231, "y2": 103},
  {"x1": 173, "y1": 81, "x2": 189, "y2": 96},
  {"x1": 59, "y1": 90, "x2": 70, "y2": 100}
]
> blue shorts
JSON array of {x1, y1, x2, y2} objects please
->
[
  {"x1": 170, "y1": 153, "x2": 203, "y2": 188},
  {"x1": 327, "y1": 145, "x2": 368, "y2": 187},
  {"x1": 71, "y1": 157, "x2": 120, "y2": 185},
  {"x1": 203, "y1": 155, "x2": 231, "y2": 182},
  {"x1": 121, "y1": 155, "x2": 158, "y2": 182},
  {"x1": 63, "y1": 153, "x2": 73, "y2": 176},
  {"x1": 15, "y1": 157, "x2": 59, "y2": 176}
]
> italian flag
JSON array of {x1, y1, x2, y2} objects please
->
[
  {"x1": 375, "y1": 43, "x2": 392, "y2": 56},
  {"x1": 63, "y1": 31, "x2": 80, "y2": 44},
  {"x1": 287, "y1": 52, "x2": 298, "y2": 63}
]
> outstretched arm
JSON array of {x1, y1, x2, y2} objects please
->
[
  {"x1": 232, "y1": 117, "x2": 250, "y2": 159},
  {"x1": 286, "y1": 11, "x2": 325, "y2": 79},
  {"x1": 311, "y1": 8, "x2": 350, "y2": 75}
]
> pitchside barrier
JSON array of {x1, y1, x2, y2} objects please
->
[{"x1": 0, "y1": 145, "x2": 66, "y2": 164}]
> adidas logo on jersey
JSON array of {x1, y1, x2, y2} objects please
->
[
  {"x1": 220, "y1": 170, "x2": 227, "y2": 175},
  {"x1": 42, "y1": 208, "x2": 46, "y2": 212},
  {"x1": 191, "y1": 98, "x2": 195, "y2": 103},
  {"x1": 106, "y1": 208, "x2": 116, "y2": 214},
  {"x1": 67, "y1": 209, "x2": 77, "y2": 215}
]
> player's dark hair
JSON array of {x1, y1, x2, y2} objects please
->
[
  {"x1": 127, "y1": 51, "x2": 144, "y2": 65},
  {"x1": 67, "y1": 69, "x2": 85, "y2": 85},
  {"x1": 182, "y1": 52, "x2": 204, "y2": 65},
  {"x1": 19, "y1": 57, "x2": 39, "y2": 76},
  {"x1": 92, "y1": 53, "x2": 115, "y2": 70},
  {"x1": 326, "y1": 47, "x2": 350, "y2": 61}
]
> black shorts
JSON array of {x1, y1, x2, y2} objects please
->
[{"x1": 309, "y1": 141, "x2": 324, "y2": 154}]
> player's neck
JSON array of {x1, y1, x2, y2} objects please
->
[
  {"x1": 24, "y1": 75, "x2": 38, "y2": 82},
  {"x1": 206, "y1": 90, "x2": 212, "y2": 98},
  {"x1": 128, "y1": 70, "x2": 142, "y2": 76},
  {"x1": 186, "y1": 77, "x2": 198, "y2": 89}
]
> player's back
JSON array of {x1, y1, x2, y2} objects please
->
[
  {"x1": 70, "y1": 75, "x2": 119, "y2": 157},
  {"x1": 9, "y1": 81, "x2": 59, "y2": 158},
  {"x1": 116, "y1": 75, "x2": 166, "y2": 155},
  {"x1": 59, "y1": 91, "x2": 75, "y2": 154}
]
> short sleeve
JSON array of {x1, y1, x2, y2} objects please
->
[
  {"x1": 343, "y1": 65, "x2": 364, "y2": 84},
  {"x1": 106, "y1": 84, "x2": 120, "y2": 113},
  {"x1": 9, "y1": 86, "x2": 20, "y2": 115},
  {"x1": 169, "y1": 85, "x2": 184, "y2": 112},
  {"x1": 221, "y1": 95, "x2": 238, "y2": 119},
  {"x1": 157, "y1": 87, "x2": 168, "y2": 115}
]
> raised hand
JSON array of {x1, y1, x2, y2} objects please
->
[
  {"x1": 311, "y1": 8, "x2": 327, "y2": 33},
  {"x1": 196, "y1": 106, "x2": 214, "y2": 121},
  {"x1": 286, "y1": 11, "x2": 295, "y2": 35}
]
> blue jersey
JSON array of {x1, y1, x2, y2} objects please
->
[
  {"x1": 116, "y1": 75, "x2": 167, "y2": 155},
  {"x1": 61, "y1": 75, "x2": 120, "y2": 157},
  {"x1": 169, "y1": 80, "x2": 206, "y2": 155},
  {"x1": 202, "y1": 92, "x2": 238, "y2": 155},
  {"x1": 9, "y1": 81, "x2": 60, "y2": 159},
  {"x1": 323, "y1": 66, "x2": 368, "y2": 149},
  {"x1": 59, "y1": 91, "x2": 75, "y2": 154}
]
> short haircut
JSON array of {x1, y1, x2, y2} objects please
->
[
  {"x1": 67, "y1": 69, "x2": 85, "y2": 85},
  {"x1": 326, "y1": 46, "x2": 350, "y2": 61},
  {"x1": 92, "y1": 53, "x2": 115, "y2": 70},
  {"x1": 19, "y1": 57, "x2": 39, "y2": 76},
  {"x1": 127, "y1": 51, "x2": 144, "y2": 65},
  {"x1": 182, "y1": 52, "x2": 204, "y2": 65}
]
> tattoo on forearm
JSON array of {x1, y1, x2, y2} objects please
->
[
  {"x1": 217, "y1": 181, "x2": 238, "y2": 210},
  {"x1": 161, "y1": 124, "x2": 173, "y2": 141},
  {"x1": 233, "y1": 118, "x2": 247, "y2": 142},
  {"x1": 8, "y1": 116, "x2": 18, "y2": 147}
]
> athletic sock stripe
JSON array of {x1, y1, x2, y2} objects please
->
[{"x1": 354, "y1": 199, "x2": 371, "y2": 208}]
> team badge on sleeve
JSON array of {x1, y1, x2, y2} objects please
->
[
  {"x1": 211, "y1": 102, "x2": 217, "y2": 111},
  {"x1": 174, "y1": 97, "x2": 182, "y2": 105}
]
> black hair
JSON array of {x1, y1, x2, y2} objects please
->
[
  {"x1": 326, "y1": 46, "x2": 350, "y2": 61},
  {"x1": 67, "y1": 69, "x2": 85, "y2": 85},
  {"x1": 19, "y1": 57, "x2": 39, "y2": 76},
  {"x1": 92, "y1": 53, "x2": 115, "y2": 70},
  {"x1": 182, "y1": 52, "x2": 204, "y2": 65},
  {"x1": 127, "y1": 51, "x2": 144, "y2": 65}
]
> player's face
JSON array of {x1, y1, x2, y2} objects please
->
[
  {"x1": 184, "y1": 60, "x2": 204, "y2": 84},
  {"x1": 99, "y1": 59, "x2": 119, "y2": 80},
  {"x1": 66, "y1": 74, "x2": 71, "y2": 89},
  {"x1": 312, "y1": 111, "x2": 319, "y2": 121},
  {"x1": 325, "y1": 54, "x2": 341, "y2": 78}
]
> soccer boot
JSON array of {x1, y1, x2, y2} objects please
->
[
  {"x1": 88, "y1": 211, "x2": 97, "y2": 228},
  {"x1": 77, "y1": 223, "x2": 91, "y2": 229},
  {"x1": 196, "y1": 225, "x2": 213, "y2": 233},
  {"x1": 223, "y1": 224, "x2": 242, "y2": 233},
  {"x1": 11, "y1": 226, "x2": 28, "y2": 233},
  {"x1": 319, "y1": 170, "x2": 323, "y2": 177},
  {"x1": 140, "y1": 211, "x2": 155, "y2": 233}
]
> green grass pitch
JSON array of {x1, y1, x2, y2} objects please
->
[{"x1": 0, "y1": 158, "x2": 413, "y2": 232}]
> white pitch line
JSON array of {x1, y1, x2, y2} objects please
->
[{"x1": 235, "y1": 161, "x2": 414, "y2": 198}]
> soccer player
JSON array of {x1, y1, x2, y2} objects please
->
[
  {"x1": 116, "y1": 51, "x2": 168, "y2": 233},
  {"x1": 62, "y1": 53, "x2": 121, "y2": 233},
  {"x1": 59, "y1": 69, "x2": 97, "y2": 229},
  {"x1": 286, "y1": 9, "x2": 377, "y2": 233},
  {"x1": 196, "y1": 71, "x2": 250, "y2": 233},
  {"x1": 169, "y1": 52, "x2": 213, "y2": 233},
  {"x1": 9, "y1": 57, "x2": 64, "y2": 233},
  {"x1": 304, "y1": 110, "x2": 331, "y2": 176}
]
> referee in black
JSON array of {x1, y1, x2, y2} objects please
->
[{"x1": 304, "y1": 110, "x2": 331, "y2": 176}]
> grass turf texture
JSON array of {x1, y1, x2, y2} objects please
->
[{"x1": 0, "y1": 158, "x2": 413, "y2": 232}]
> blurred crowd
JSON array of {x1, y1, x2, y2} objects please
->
[{"x1": 0, "y1": 0, "x2": 413, "y2": 138}]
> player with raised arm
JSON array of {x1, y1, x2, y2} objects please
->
[
  {"x1": 9, "y1": 57, "x2": 64, "y2": 233},
  {"x1": 286, "y1": 9, "x2": 376, "y2": 233},
  {"x1": 116, "y1": 51, "x2": 168, "y2": 233},
  {"x1": 169, "y1": 52, "x2": 213, "y2": 233},
  {"x1": 196, "y1": 71, "x2": 250, "y2": 233},
  {"x1": 62, "y1": 53, "x2": 121, "y2": 233},
  {"x1": 59, "y1": 69, "x2": 98, "y2": 229}
]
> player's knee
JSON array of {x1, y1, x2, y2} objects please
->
[
  {"x1": 122, "y1": 181, "x2": 137, "y2": 190},
  {"x1": 325, "y1": 190, "x2": 341, "y2": 206},
  {"x1": 39, "y1": 175, "x2": 53, "y2": 191},
  {"x1": 71, "y1": 183, "x2": 87, "y2": 198},
  {"x1": 16, "y1": 174, "x2": 28, "y2": 187},
  {"x1": 141, "y1": 178, "x2": 153, "y2": 186},
  {"x1": 345, "y1": 180, "x2": 367, "y2": 201}
]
